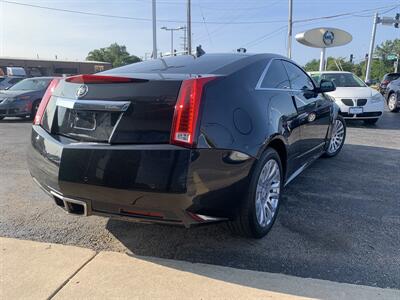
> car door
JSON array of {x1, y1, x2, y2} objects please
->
[
  {"x1": 256, "y1": 59, "x2": 304, "y2": 177},
  {"x1": 282, "y1": 61, "x2": 331, "y2": 160}
]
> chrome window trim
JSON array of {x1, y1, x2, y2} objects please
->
[
  {"x1": 56, "y1": 97, "x2": 130, "y2": 112},
  {"x1": 255, "y1": 57, "x2": 316, "y2": 92}
]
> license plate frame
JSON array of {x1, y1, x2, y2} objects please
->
[{"x1": 349, "y1": 107, "x2": 363, "y2": 115}]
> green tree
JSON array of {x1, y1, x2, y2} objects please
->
[
  {"x1": 375, "y1": 39, "x2": 400, "y2": 59},
  {"x1": 304, "y1": 57, "x2": 354, "y2": 72},
  {"x1": 303, "y1": 39, "x2": 399, "y2": 80},
  {"x1": 326, "y1": 57, "x2": 354, "y2": 72},
  {"x1": 87, "y1": 43, "x2": 141, "y2": 67},
  {"x1": 304, "y1": 59, "x2": 320, "y2": 72}
]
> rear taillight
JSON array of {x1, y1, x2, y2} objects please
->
[
  {"x1": 65, "y1": 74, "x2": 147, "y2": 84},
  {"x1": 170, "y1": 76, "x2": 217, "y2": 148},
  {"x1": 34, "y1": 78, "x2": 61, "y2": 125},
  {"x1": 382, "y1": 80, "x2": 389, "y2": 85}
]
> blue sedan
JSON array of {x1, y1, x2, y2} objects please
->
[{"x1": 0, "y1": 77, "x2": 55, "y2": 120}]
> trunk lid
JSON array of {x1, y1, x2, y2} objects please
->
[{"x1": 42, "y1": 75, "x2": 183, "y2": 144}]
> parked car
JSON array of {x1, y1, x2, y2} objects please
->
[
  {"x1": 379, "y1": 73, "x2": 400, "y2": 95},
  {"x1": 0, "y1": 76, "x2": 25, "y2": 90},
  {"x1": 28, "y1": 54, "x2": 346, "y2": 238},
  {"x1": 309, "y1": 71, "x2": 385, "y2": 124},
  {"x1": 5, "y1": 66, "x2": 27, "y2": 77},
  {"x1": 385, "y1": 78, "x2": 400, "y2": 112},
  {"x1": 0, "y1": 77, "x2": 55, "y2": 120}
]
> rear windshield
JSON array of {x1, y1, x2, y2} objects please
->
[
  {"x1": 384, "y1": 73, "x2": 400, "y2": 81},
  {"x1": 104, "y1": 54, "x2": 248, "y2": 75}
]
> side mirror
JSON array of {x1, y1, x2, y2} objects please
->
[
  {"x1": 365, "y1": 80, "x2": 372, "y2": 86},
  {"x1": 317, "y1": 79, "x2": 335, "y2": 93}
]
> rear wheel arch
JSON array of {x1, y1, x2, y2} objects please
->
[
  {"x1": 32, "y1": 99, "x2": 41, "y2": 107},
  {"x1": 387, "y1": 90, "x2": 394, "y2": 100},
  {"x1": 255, "y1": 136, "x2": 287, "y2": 178},
  {"x1": 267, "y1": 138, "x2": 287, "y2": 177}
]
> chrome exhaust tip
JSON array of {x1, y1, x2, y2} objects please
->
[{"x1": 50, "y1": 191, "x2": 88, "y2": 216}]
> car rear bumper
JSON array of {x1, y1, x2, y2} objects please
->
[{"x1": 28, "y1": 125, "x2": 254, "y2": 227}]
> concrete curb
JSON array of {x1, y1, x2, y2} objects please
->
[
  {"x1": 1, "y1": 237, "x2": 399, "y2": 300},
  {"x1": 0, "y1": 237, "x2": 96, "y2": 299}
]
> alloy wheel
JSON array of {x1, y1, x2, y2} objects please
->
[
  {"x1": 388, "y1": 94, "x2": 397, "y2": 111},
  {"x1": 328, "y1": 119, "x2": 345, "y2": 154},
  {"x1": 255, "y1": 159, "x2": 281, "y2": 227}
]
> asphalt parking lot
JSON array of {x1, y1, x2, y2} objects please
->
[{"x1": 0, "y1": 112, "x2": 399, "y2": 289}]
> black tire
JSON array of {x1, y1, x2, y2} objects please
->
[
  {"x1": 227, "y1": 148, "x2": 283, "y2": 238},
  {"x1": 387, "y1": 93, "x2": 399, "y2": 113},
  {"x1": 323, "y1": 115, "x2": 346, "y2": 158},
  {"x1": 0, "y1": 116, "x2": 4, "y2": 121},
  {"x1": 29, "y1": 100, "x2": 40, "y2": 120},
  {"x1": 363, "y1": 118, "x2": 379, "y2": 125}
]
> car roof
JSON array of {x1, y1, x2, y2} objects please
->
[{"x1": 105, "y1": 53, "x2": 287, "y2": 77}]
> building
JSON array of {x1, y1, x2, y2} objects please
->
[{"x1": 0, "y1": 57, "x2": 112, "y2": 77}]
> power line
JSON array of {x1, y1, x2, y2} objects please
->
[
  {"x1": 241, "y1": 25, "x2": 288, "y2": 48},
  {"x1": 239, "y1": 3, "x2": 400, "y2": 51},
  {"x1": 2, "y1": 0, "x2": 286, "y2": 24},
  {"x1": 3, "y1": 1, "x2": 399, "y2": 25},
  {"x1": 197, "y1": 1, "x2": 212, "y2": 45},
  {"x1": 293, "y1": 3, "x2": 400, "y2": 24},
  {"x1": 195, "y1": 1, "x2": 281, "y2": 43}
]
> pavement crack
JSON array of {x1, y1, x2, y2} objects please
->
[{"x1": 47, "y1": 251, "x2": 99, "y2": 300}]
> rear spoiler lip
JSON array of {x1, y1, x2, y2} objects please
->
[{"x1": 65, "y1": 74, "x2": 148, "y2": 84}]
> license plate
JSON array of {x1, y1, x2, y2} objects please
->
[
  {"x1": 72, "y1": 111, "x2": 97, "y2": 131},
  {"x1": 349, "y1": 107, "x2": 363, "y2": 114}
]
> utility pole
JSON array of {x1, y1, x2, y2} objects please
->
[
  {"x1": 161, "y1": 27, "x2": 184, "y2": 56},
  {"x1": 365, "y1": 12, "x2": 379, "y2": 82},
  {"x1": 152, "y1": 0, "x2": 157, "y2": 59},
  {"x1": 287, "y1": 0, "x2": 293, "y2": 58},
  {"x1": 187, "y1": 0, "x2": 192, "y2": 55}
]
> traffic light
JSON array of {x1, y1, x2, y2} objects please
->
[
  {"x1": 395, "y1": 13, "x2": 399, "y2": 28},
  {"x1": 350, "y1": 54, "x2": 353, "y2": 63}
]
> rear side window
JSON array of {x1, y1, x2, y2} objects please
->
[
  {"x1": 283, "y1": 61, "x2": 314, "y2": 90},
  {"x1": 260, "y1": 60, "x2": 290, "y2": 89},
  {"x1": 386, "y1": 74, "x2": 400, "y2": 81}
]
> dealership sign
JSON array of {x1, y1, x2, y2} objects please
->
[
  {"x1": 295, "y1": 27, "x2": 352, "y2": 48},
  {"x1": 295, "y1": 27, "x2": 352, "y2": 71}
]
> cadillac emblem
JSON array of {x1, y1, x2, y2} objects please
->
[{"x1": 76, "y1": 84, "x2": 89, "y2": 98}]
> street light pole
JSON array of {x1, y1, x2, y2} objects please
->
[
  {"x1": 287, "y1": 0, "x2": 293, "y2": 58},
  {"x1": 161, "y1": 27, "x2": 184, "y2": 56},
  {"x1": 365, "y1": 12, "x2": 379, "y2": 82},
  {"x1": 152, "y1": 0, "x2": 157, "y2": 59},
  {"x1": 170, "y1": 30, "x2": 174, "y2": 55}
]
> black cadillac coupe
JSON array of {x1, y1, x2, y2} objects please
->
[{"x1": 28, "y1": 54, "x2": 346, "y2": 238}]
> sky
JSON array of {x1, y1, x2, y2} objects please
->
[{"x1": 0, "y1": 0, "x2": 399, "y2": 66}]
